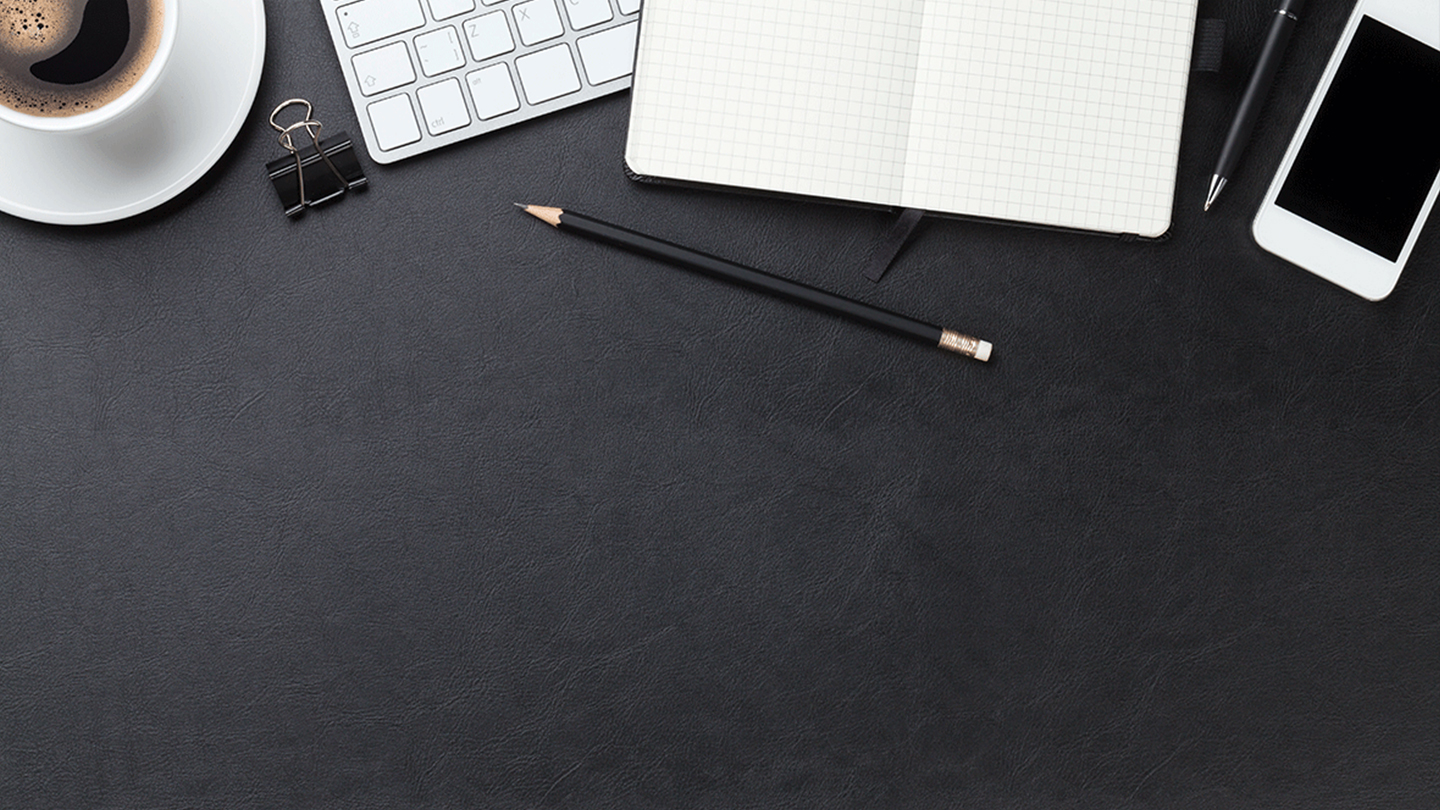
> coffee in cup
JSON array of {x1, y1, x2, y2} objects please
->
[{"x1": 0, "y1": 0, "x2": 166, "y2": 119}]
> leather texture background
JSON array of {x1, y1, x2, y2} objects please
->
[{"x1": 3, "y1": 1, "x2": 1439, "y2": 807}]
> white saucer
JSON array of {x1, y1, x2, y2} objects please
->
[{"x1": 0, "y1": 0, "x2": 266, "y2": 225}]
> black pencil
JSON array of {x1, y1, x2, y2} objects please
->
[{"x1": 517, "y1": 204, "x2": 992, "y2": 362}]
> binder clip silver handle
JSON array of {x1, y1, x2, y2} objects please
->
[{"x1": 266, "y1": 99, "x2": 368, "y2": 217}]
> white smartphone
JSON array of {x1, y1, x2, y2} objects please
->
[{"x1": 1252, "y1": 0, "x2": 1440, "y2": 300}]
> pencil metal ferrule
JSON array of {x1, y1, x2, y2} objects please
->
[{"x1": 939, "y1": 329, "x2": 991, "y2": 361}]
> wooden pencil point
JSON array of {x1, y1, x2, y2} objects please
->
[{"x1": 518, "y1": 204, "x2": 563, "y2": 227}]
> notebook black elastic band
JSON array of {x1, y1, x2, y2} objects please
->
[
  {"x1": 864, "y1": 208, "x2": 926, "y2": 283},
  {"x1": 1193, "y1": 18, "x2": 1225, "y2": 73}
]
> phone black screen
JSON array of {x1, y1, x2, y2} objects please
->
[{"x1": 1276, "y1": 16, "x2": 1440, "y2": 261}]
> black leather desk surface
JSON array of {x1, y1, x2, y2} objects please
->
[{"x1": 4, "y1": 2, "x2": 1438, "y2": 807}]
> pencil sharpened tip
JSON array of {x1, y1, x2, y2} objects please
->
[{"x1": 520, "y1": 205, "x2": 564, "y2": 227}]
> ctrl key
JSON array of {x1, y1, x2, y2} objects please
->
[{"x1": 366, "y1": 94, "x2": 422, "y2": 153}]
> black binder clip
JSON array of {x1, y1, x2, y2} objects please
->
[{"x1": 267, "y1": 99, "x2": 367, "y2": 218}]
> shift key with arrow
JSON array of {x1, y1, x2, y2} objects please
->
[
  {"x1": 337, "y1": 0, "x2": 425, "y2": 48},
  {"x1": 350, "y1": 41, "x2": 417, "y2": 97}
]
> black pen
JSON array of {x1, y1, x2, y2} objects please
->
[
  {"x1": 1205, "y1": 0, "x2": 1306, "y2": 211},
  {"x1": 518, "y1": 204, "x2": 992, "y2": 362}
]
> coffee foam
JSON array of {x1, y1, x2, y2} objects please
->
[
  {"x1": 1, "y1": 1, "x2": 78, "y2": 59},
  {"x1": 0, "y1": 0, "x2": 164, "y2": 117}
]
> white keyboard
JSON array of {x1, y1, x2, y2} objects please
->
[{"x1": 320, "y1": 0, "x2": 641, "y2": 164}]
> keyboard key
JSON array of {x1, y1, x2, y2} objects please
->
[
  {"x1": 367, "y1": 94, "x2": 423, "y2": 151},
  {"x1": 577, "y1": 20, "x2": 636, "y2": 85},
  {"x1": 427, "y1": 0, "x2": 474, "y2": 20},
  {"x1": 463, "y1": 11, "x2": 514, "y2": 62},
  {"x1": 466, "y1": 63, "x2": 521, "y2": 119},
  {"x1": 415, "y1": 26, "x2": 465, "y2": 76},
  {"x1": 417, "y1": 79, "x2": 472, "y2": 135},
  {"x1": 512, "y1": 0, "x2": 564, "y2": 46},
  {"x1": 352, "y1": 42, "x2": 416, "y2": 96},
  {"x1": 337, "y1": 0, "x2": 426, "y2": 48},
  {"x1": 616, "y1": 0, "x2": 639, "y2": 15},
  {"x1": 515, "y1": 44, "x2": 581, "y2": 104},
  {"x1": 561, "y1": 0, "x2": 612, "y2": 30}
]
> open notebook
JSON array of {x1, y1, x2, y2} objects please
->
[{"x1": 626, "y1": 0, "x2": 1199, "y2": 238}]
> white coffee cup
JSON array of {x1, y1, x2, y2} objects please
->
[{"x1": 0, "y1": 0, "x2": 179, "y2": 134}]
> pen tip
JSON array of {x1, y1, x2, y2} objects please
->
[{"x1": 1204, "y1": 176, "x2": 1225, "y2": 212}]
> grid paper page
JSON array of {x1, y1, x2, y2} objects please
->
[
  {"x1": 626, "y1": 0, "x2": 925, "y2": 207},
  {"x1": 902, "y1": 0, "x2": 1197, "y2": 236},
  {"x1": 626, "y1": 0, "x2": 1197, "y2": 236}
]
